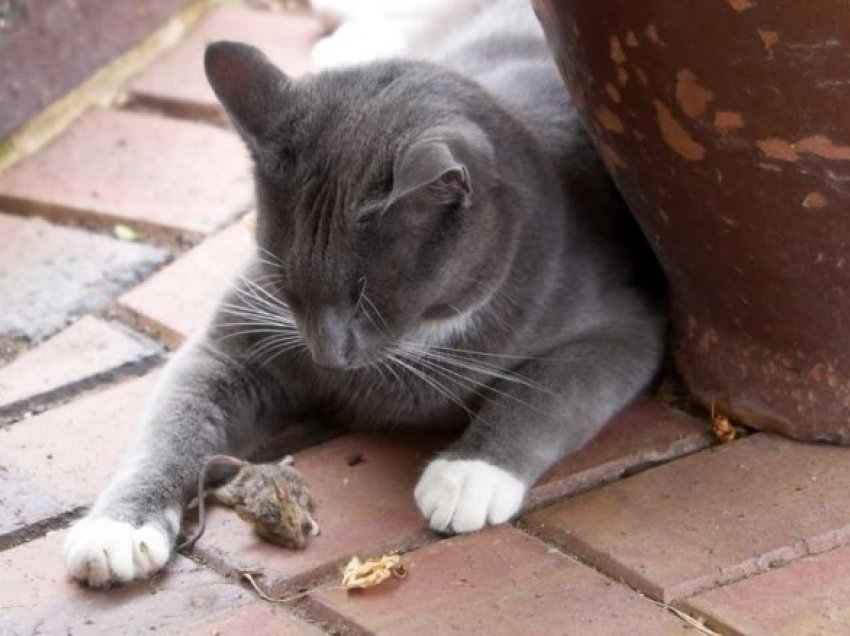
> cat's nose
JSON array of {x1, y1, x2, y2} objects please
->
[{"x1": 306, "y1": 307, "x2": 358, "y2": 369}]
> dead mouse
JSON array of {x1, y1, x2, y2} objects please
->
[{"x1": 178, "y1": 455, "x2": 319, "y2": 552}]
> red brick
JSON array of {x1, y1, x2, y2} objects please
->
[
  {"x1": 529, "y1": 401, "x2": 712, "y2": 509},
  {"x1": 166, "y1": 602, "x2": 325, "y2": 636},
  {"x1": 0, "y1": 373, "x2": 160, "y2": 506},
  {"x1": 524, "y1": 434, "x2": 850, "y2": 602},
  {"x1": 308, "y1": 526, "x2": 694, "y2": 635},
  {"x1": 119, "y1": 220, "x2": 253, "y2": 347},
  {"x1": 0, "y1": 108, "x2": 253, "y2": 240},
  {"x1": 0, "y1": 529, "x2": 313, "y2": 635},
  {"x1": 0, "y1": 471, "x2": 75, "y2": 548},
  {"x1": 0, "y1": 213, "x2": 166, "y2": 347},
  {"x1": 191, "y1": 432, "x2": 450, "y2": 594},
  {"x1": 0, "y1": 316, "x2": 160, "y2": 421},
  {"x1": 128, "y1": 6, "x2": 324, "y2": 121},
  {"x1": 683, "y1": 544, "x2": 850, "y2": 635}
]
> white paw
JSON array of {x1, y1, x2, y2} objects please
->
[
  {"x1": 415, "y1": 459, "x2": 526, "y2": 534},
  {"x1": 64, "y1": 517, "x2": 171, "y2": 588}
]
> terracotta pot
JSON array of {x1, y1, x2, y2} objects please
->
[{"x1": 533, "y1": 0, "x2": 850, "y2": 442}]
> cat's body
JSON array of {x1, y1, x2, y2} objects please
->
[
  {"x1": 65, "y1": 0, "x2": 664, "y2": 587},
  {"x1": 311, "y1": 0, "x2": 485, "y2": 70}
]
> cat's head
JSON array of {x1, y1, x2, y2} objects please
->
[{"x1": 206, "y1": 42, "x2": 516, "y2": 369}]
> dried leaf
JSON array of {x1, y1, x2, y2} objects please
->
[
  {"x1": 113, "y1": 224, "x2": 138, "y2": 241},
  {"x1": 711, "y1": 400, "x2": 736, "y2": 443},
  {"x1": 238, "y1": 569, "x2": 312, "y2": 603},
  {"x1": 713, "y1": 414, "x2": 736, "y2": 442},
  {"x1": 243, "y1": 212, "x2": 257, "y2": 240},
  {"x1": 342, "y1": 554, "x2": 406, "y2": 590}
]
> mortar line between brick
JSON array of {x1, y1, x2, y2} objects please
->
[
  {"x1": 182, "y1": 521, "x2": 450, "y2": 634},
  {"x1": 512, "y1": 523, "x2": 714, "y2": 632},
  {"x1": 518, "y1": 506, "x2": 850, "y2": 631},
  {"x1": 182, "y1": 542, "x2": 378, "y2": 635},
  {"x1": 525, "y1": 432, "x2": 715, "y2": 514},
  {"x1": 120, "y1": 94, "x2": 230, "y2": 129},
  {"x1": 675, "y1": 600, "x2": 749, "y2": 636},
  {"x1": 0, "y1": 194, "x2": 209, "y2": 251},
  {"x1": 670, "y1": 523, "x2": 850, "y2": 617},
  {"x1": 0, "y1": 352, "x2": 164, "y2": 427},
  {"x1": 0, "y1": 506, "x2": 85, "y2": 552},
  {"x1": 111, "y1": 303, "x2": 185, "y2": 351},
  {"x1": 0, "y1": 0, "x2": 214, "y2": 175},
  {"x1": 189, "y1": 528, "x2": 437, "y2": 597},
  {"x1": 298, "y1": 595, "x2": 376, "y2": 636}
]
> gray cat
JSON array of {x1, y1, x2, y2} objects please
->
[{"x1": 65, "y1": 0, "x2": 664, "y2": 587}]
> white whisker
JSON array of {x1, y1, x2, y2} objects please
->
[
  {"x1": 396, "y1": 349, "x2": 546, "y2": 414},
  {"x1": 398, "y1": 344, "x2": 556, "y2": 396},
  {"x1": 387, "y1": 353, "x2": 474, "y2": 416}
]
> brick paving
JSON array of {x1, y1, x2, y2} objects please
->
[
  {"x1": 523, "y1": 433, "x2": 850, "y2": 603},
  {"x1": 0, "y1": 2, "x2": 847, "y2": 634},
  {"x1": 0, "y1": 373, "x2": 161, "y2": 508},
  {"x1": 0, "y1": 316, "x2": 160, "y2": 422},
  {"x1": 683, "y1": 544, "x2": 850, "y2": 635},
  {"x1": 308, "y1": 526, "x2": 698, "y2": 635},
  {"x1": 0, "y1": 108, "x2": 253, "y2": 242},
  {"x1": 0, "y1": 529, "x2": 321, "y2": 636},
  {"x1": 0, "y1": 213, "x2": 166, "y2": 349},
  {"x1": 128, "y1": 5, "x2": 323, "y2": 123},
  {"x1": 118, "y1": 220, "x2": 254, "y2": 347}
]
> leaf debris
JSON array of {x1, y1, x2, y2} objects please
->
[
  {"x1": 342, "y1": 554, "x2": 407, "y2": 590},
  {"x1": 711, "y1": 400, "x2": 737, "y2": 443}
]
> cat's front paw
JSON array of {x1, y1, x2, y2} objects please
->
[
  {"x1": 64, "y1": 517, "x2": 172, "y2": 588},
  {"x1": 415, "y1": 459, "x2": 526, "y2": 534}
]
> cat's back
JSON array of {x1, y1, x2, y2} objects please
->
[
  {"x1": 425, "y1": 0, "x2": 580, "y2": 165},
  {"x1": 430, "y1": 0, "x2": 549, "y2": 74}
]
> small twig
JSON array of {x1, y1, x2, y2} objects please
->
[
  {"x1": 647, "y1": 599, "x2": 721, "y2": 636},
  {"x1": 239, "y1": 569, "x2": 341, "y2": 603}
]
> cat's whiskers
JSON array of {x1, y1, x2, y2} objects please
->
[
  {"x1": 386, "y1": 352, "x2": 474, "y2": 416},
  {"x1": 247, "y1": 334, "x2": 307, "y2": 368},
  {"x1": 236, "y1": 276, "x2": 294, "y2": 316},
  {"x1": 355, "y1": 293, "x2": 409, "y2": 394},
  {"x1": 355, "y1": 284, "x2": 551, "y2": 407},
  {"x1": 216, "y1": 302, "x2": 298, "y2": 339},
  {"x1": 393, "y1": 347, "x2": 547, "y2": 414},
  {"x1": 402, "y1": 340, "x2": 590, "y2": 365},
  {"x1": 397, "y1": 343, "x2": 554, "y2": 396},
  {"x1": 254, "y1": 245, "x2": 287, "y2": 269},
  {"x1": 213, "y1": 272, "x2": 307, "y2": 366},
  {"x1": 359, "y1": 291, "x2": 391, "y2": 334},
  {"x1": 378, "y1": 358, "x2": 407, "y2": 394}
]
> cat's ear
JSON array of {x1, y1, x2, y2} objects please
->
[
  {"x1": 390, "y1": 141, "x2": 471, "y2": 208},
  {"x1": 204, "y1": 41, "x2": 291, "y2": 146},
  {"x1": 389, "y1": 124, "x2": 494, "y2": 209}
]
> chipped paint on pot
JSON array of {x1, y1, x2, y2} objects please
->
[{"x1": 533, "y1": 0, "x2": 850, "y2": 442}]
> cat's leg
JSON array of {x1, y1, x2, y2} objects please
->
[
  {"x1": 64, "y1": 335, "x2": 285, "y2": 587},
  {"x1": 415, "y1": 311, "x2": 663, "y2": 533}
]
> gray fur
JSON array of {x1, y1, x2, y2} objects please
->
[{"x1": 84, "y1": 0, "x2": 664, "y2": 550}]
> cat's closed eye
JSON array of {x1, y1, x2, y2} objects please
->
[{"x1": 354, "y1": 204, "x2": 383, "y2": 226}]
